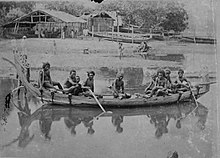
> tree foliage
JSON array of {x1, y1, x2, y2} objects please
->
[
  {"x1": 159, "y1": 2, "x2": 188, "y2": 32},
  {"x1": 0, "y1": 2, "x2": 35, "y2": 25},
  {"x1": 44, "y1": 1, "x2": 93, "y2": 17},
  {"x1": 97, "y1": 0, "x2": 188, "y2": 33}
]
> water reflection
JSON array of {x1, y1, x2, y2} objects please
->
[
  {"x1": 64, "y1": 110, "x2": 81, "y2": 136},
  {"x1": 1, "y1": 90, "x2": 209, "y2": 149},
  {"x1": 2, "y1": 95, "x2": 34, "y2": 149},
  {"x1": 112, "y1": 115, "x2": 124, "y2": 133}
]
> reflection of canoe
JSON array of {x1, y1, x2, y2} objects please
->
[
  {"x1": 4, "y1": 54, "x2": 211, "y2": 108},
  {"x1": 88, "y1": 32, "x2": 151, "y2": 44},
  {"x1": 15, "y1": 100, "x2": 208, "y2": 131},
  {"x1": 180, "y1": 36, "x2": 216, "y2": 44},
  {"x1": 137, "y1": 52, "x2": 185, "y2": 62}
]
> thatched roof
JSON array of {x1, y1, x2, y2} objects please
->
[
  {"x1": 39, "y1": 10, "x2": 86, "y2": 23},
  {"x1": 2, "y1": 9, "x2": 86, "y2": 27}
]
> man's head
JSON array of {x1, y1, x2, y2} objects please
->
[
  {"x1": 178, "y1": 69, "x2": 184, "y2": 78},
  {"x1": 88, "y1": 71, "x2": 95, "y2": 79},
  {"x1": 157, "y1": 69, "x2": 165, "y2": 79},
  {"x1": 42, "y1": 62, "x2": 50, "y2": 71},
  {"x1": 165, "y1": 68, "x2": 171, "y2": 78},
  {"x1": 70, "y1": 69, "x2": 76, "y2": 78},
  {"x1": 117, "y1": 73, "x2": 124, "y2": 80}
]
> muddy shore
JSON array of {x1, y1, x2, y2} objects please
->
[{"x1": 0, "y1": 37, "x2": 216, "y2": 79}]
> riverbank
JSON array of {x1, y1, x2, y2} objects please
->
[{"x1": 0, "y1": 37, "x2": 217, "y2": 78}]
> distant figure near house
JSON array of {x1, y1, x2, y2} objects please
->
[
  {"x1": 61, "y1": 26, "x2": 67, "y2": 39},
  {"x1": 35, "y1": 28, "x2": 39, "y2": 37},
  {"x1": 118, "y1": 42, "x2": 124, "y2": 60},
  {"x1": 83, "y1": 29, "x2": 89, "y2": 39},
  {"x1": 40, "y1": 28, "x2": 45, "y2": 38},
  {"x1": 53, "y1": 40, "x2": 57, "y2": 55},
  {"x1": 137, "y1": 41, "x2": 151, "y2": 52},
  {"x1": 71, "y1": 29, "x2": 74, "y2": 38}
]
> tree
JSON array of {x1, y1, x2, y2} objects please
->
[
  {"x1": 0, "y1": 1, "x2": 35, "y2": 24},
  {"x1": 159, "y1": 2, "x2": 188, "y2": 33},
  {"x1": 0, "y1": 2, "x2": 35, "y2": 37},
  {"x1": 44, "y1": 1, "x2": 93, "y2": 17}
]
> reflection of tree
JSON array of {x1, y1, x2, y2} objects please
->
[{"x1": 112, "y1": 115, "x2": 124, "y2": 133}]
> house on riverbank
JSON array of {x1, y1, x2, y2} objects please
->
[
  {"x1": 81, "y1": 11, "x2": 123, "y2": 32},
  {"x1": 2, "y1": 9, "x2": 86, "y2": 39}
]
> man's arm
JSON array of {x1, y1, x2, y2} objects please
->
[
  {"x1": 67, "y1": 77, "x2": 77, "y2": 86},
  {"x1": 38, "y1": 71, "x2": 43, "y2": 89},
  {"x1": 121, "y1": 81, "x2": 124, "y2": 93}
]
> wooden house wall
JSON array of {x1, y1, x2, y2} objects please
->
[
  {"x1": 36, "y1": 22, "x2": 86, "y2": 37},
  {"x1": 3, "y1": 22, "x2": 86, "y2": 38},
  {"x1": 88, "y1": 18, "x2": 113, "y2": 32}
]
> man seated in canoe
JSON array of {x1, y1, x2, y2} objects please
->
[
  {"x1": 82, "y1": 71, "x2": 103, "y2": 98},
  {"x1": 144, "y1": 73, "x2": 157, "y2": 94},
  {"x1": 164, "y1": 68, "x2": 175, "y2": 93},
  {"x1": 83, "y1": 71, "x2": 95, "y2": 92},
  {"x1": 109, "y1": 73, "x2": 131, "y2": 99},
  {"x1": 173, "y1": 69, "x2": 190, "y2": 92},
  {"x1": 63, "y1": 70, "x2": 83, "y2": 96},
  {"x1": 147, "y1": 69, "x2": 169, "y2": 98},
  {"x1": 38, "y1": 62, "x2": 63, "y2": 92}
]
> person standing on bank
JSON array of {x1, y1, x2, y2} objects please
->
[{"x1": 118, "y1": 42, "x2": 124, "y2": 60}]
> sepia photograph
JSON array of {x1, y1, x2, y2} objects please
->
[{"x1": 0, "y1": 0, "x2": 218, "y2": 157}]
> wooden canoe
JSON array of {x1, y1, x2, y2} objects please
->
[
  {"x1": 88, "y1": 32, "x2": 151, "y2": 44},
  {"x1": 3, "y1": 53, "x2": 211, "y2": 108}
]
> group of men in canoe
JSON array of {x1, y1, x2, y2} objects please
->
[
  {"x1": 38, "y1": 61, "x2": 191, "y2": 99},
  {"x1": 38, "y1": 62, "x2": 96, "y2": 97},
  {"x1": 143, "y1": 68, "x2": 190, "y2": 98}
]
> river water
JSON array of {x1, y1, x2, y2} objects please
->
[{"x1": 0, "y1": 47, "x2": 218, "y2": 158}]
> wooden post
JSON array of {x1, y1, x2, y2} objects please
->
[
  {"x1": 16, "y1": 23, "x2": 19, "y2": 33},
  {"x1": 60, "y1": 24, "x2": 62, "y2": 39},
  {"x1": 112, "y1": 26, "x2": 114, "y2": 41},
  {"x1": 92, "y1": 25, "x2": 94, "y2": 39},
  {"x1": 117, "y1": 12, "x2": 119, "y2": 42},
  {"x1": 132, "y1": 25, "x2": 134, "y2": 45},
  {"x1": 14, "y1": 23, "x2": 17, "y2": 33},
  {"x1": 98, "y1": 23, "x2": 100, "y2": 32}
]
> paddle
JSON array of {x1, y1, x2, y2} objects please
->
[
  {"x1": 107, "y1": 85, "x2": 119, "y2": 96},
  {"x1": 86, "y1": 88, "x2": 112, "y2": 114},
  {"x1": 89, "y1": 111, "x2": 106, "y2": 123},
  {"x1": 188, "y1": 83, "x2": 199, "y2": 112}
]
